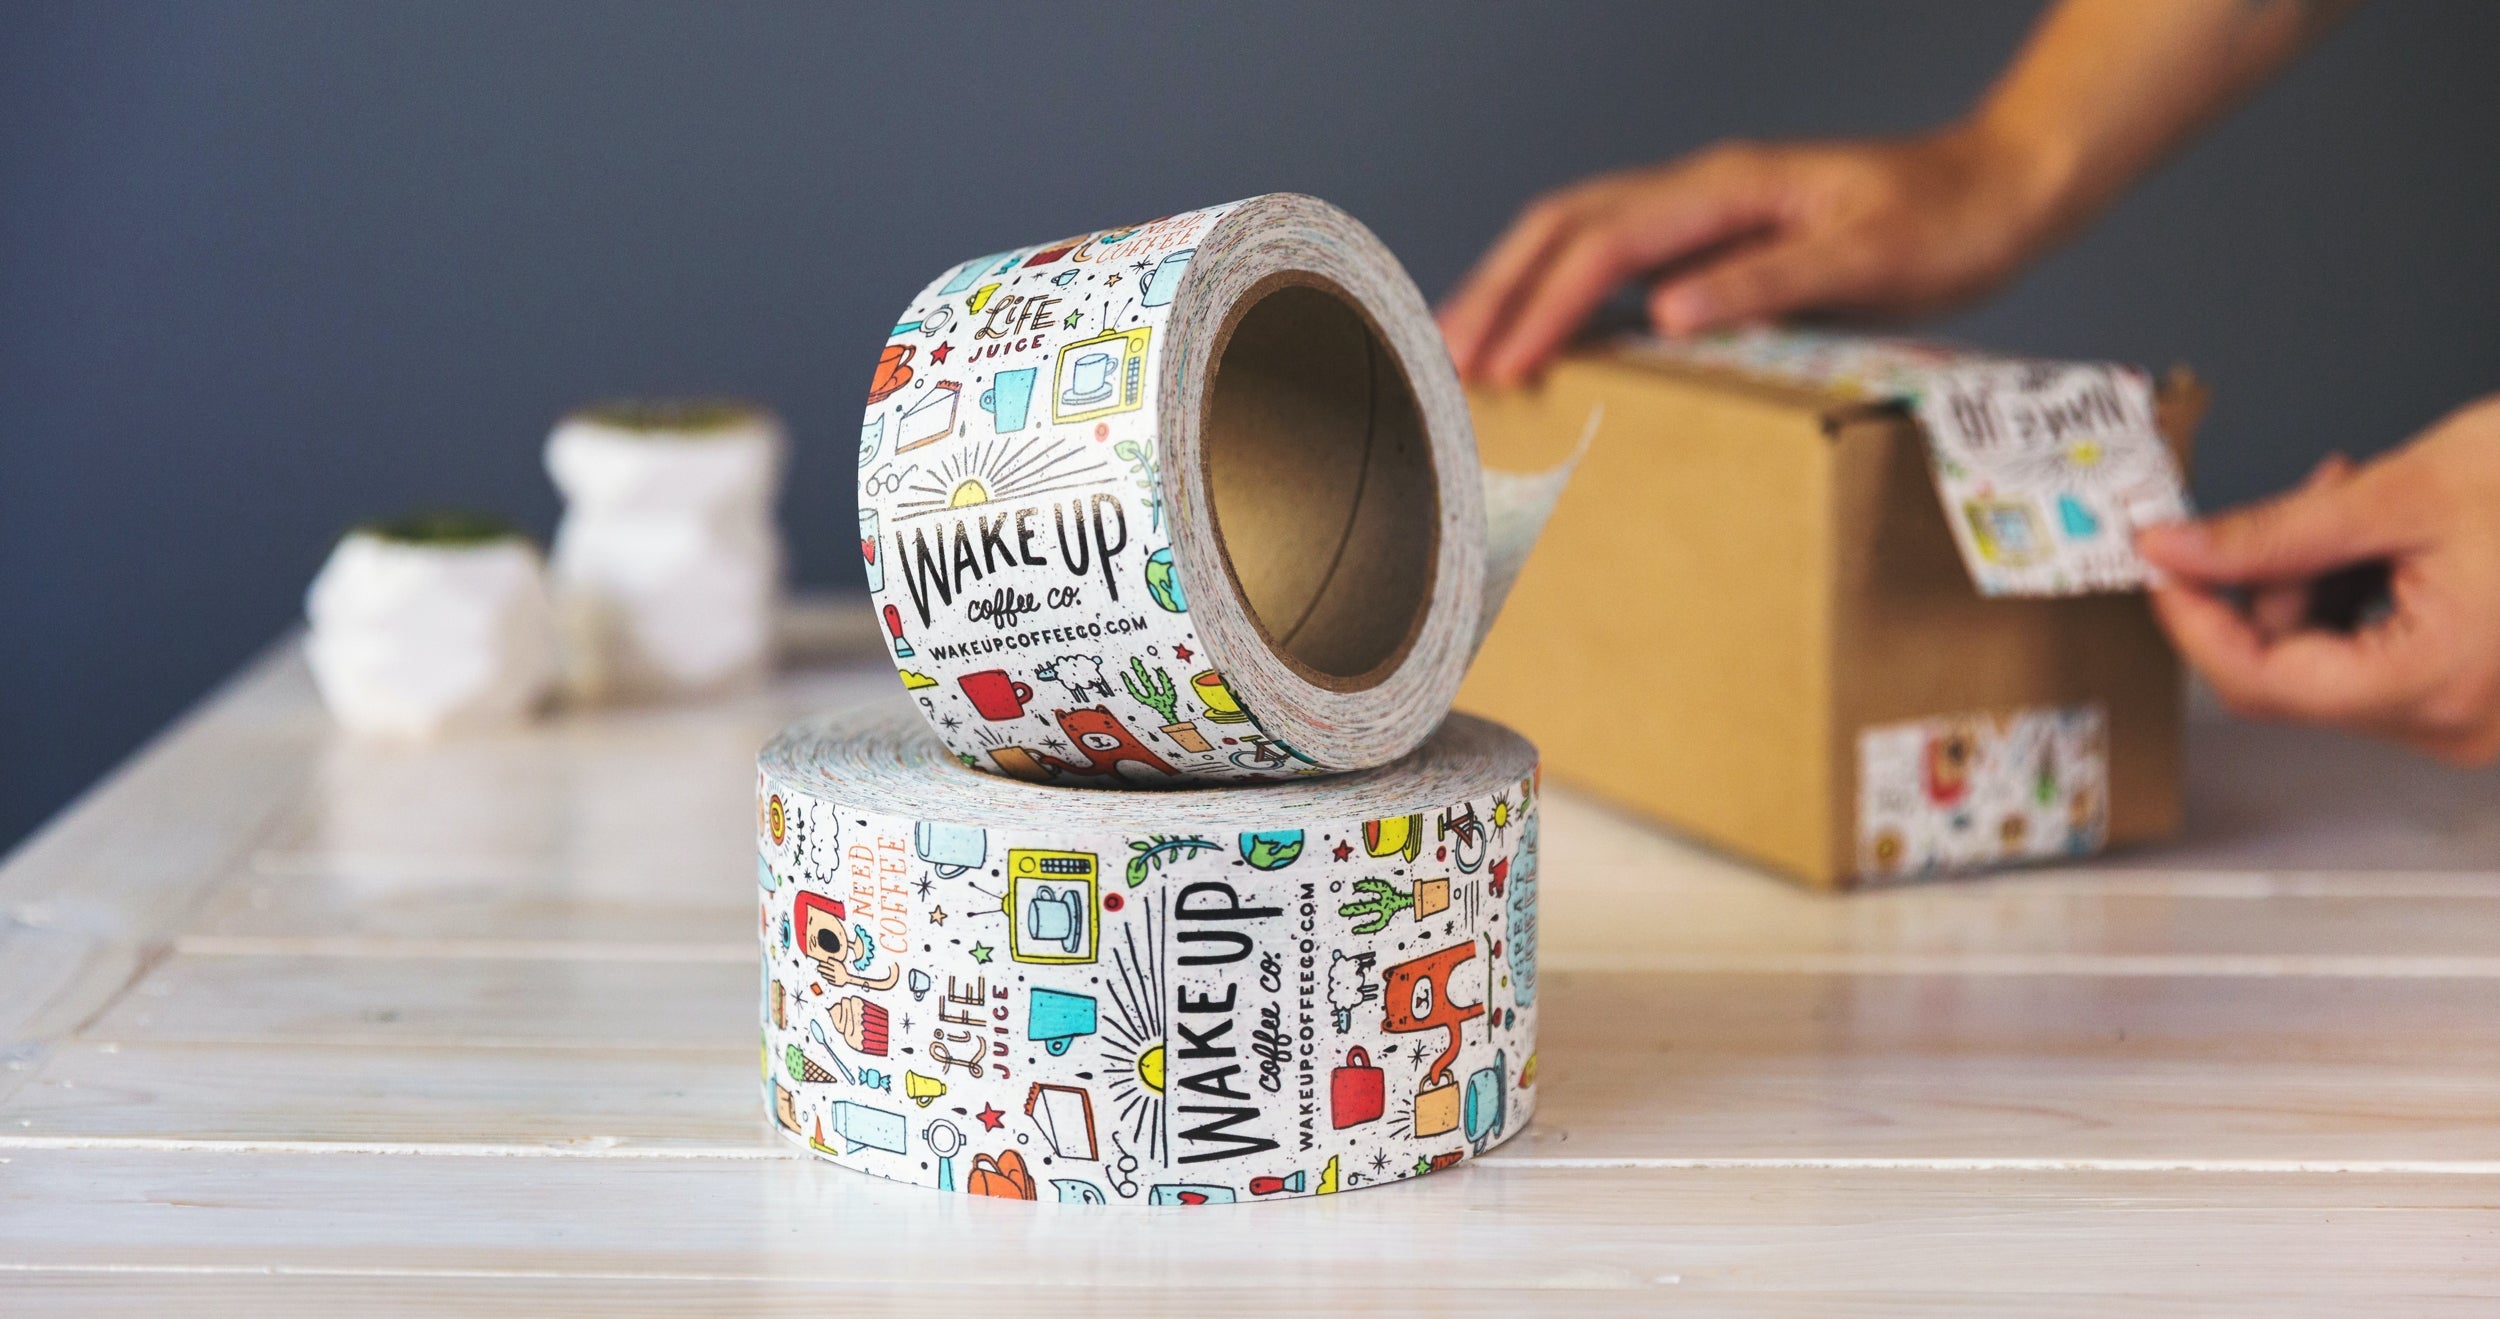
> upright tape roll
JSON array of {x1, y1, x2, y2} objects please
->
[
  {"x1": 859, "y1": 194, "x2": 1558, "y2": 784},
  {"x1": 758, "y1": 703, "x2": 1542, "y2": 1204}
]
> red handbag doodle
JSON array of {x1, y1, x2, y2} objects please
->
[
  {"x1": 966, "y1": 1149, "x2": 1038, "y2": 1200},
  {"x1": 1330, "y1": 1047, "x2": 1385, "y2": 1129}
]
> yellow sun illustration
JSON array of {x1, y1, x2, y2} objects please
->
[
  {"x1": 896, "y1": 435, "x2": 1109, "y2": 521},
  {"x1": 1104, "y1": 898, "x2": 1170, "y2": 1161}
]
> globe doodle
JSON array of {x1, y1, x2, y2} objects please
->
[{"x1": 1238, "y1": 829, "x2": 1306, "y2": 870}]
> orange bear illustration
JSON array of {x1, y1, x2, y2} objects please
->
[
  {"x1": 1381, "y1": 942, "x2": 1486, "y2": 1086},
  {"x1": 1031, "y1": 707, "x2": 1178, "y2": 783}
]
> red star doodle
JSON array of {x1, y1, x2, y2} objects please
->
[
  {"x1": 976, "y1": 1103, "x2": 1005, "y2": 1131},
  {"x1": 1172, "y1": 644, "x2": 1191, "y2": 662},
  {"x1": 1331, "y1": 839, "x2": 1353, "y2": 862},
  {"x1": 928, "y1": 342, "x2": 952, "y2": 364}
]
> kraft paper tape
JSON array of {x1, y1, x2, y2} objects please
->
[
  {"x1": 858, "y1": 193, "x2": 1571, "y2": 785},
  {"x1": 757, "y1": 703, "x2": 1542, "y2": 1204}
]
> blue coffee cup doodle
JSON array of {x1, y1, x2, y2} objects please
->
[
  {"x1": 1140, "y1": 248, "x2": 1194, "y2": 307},
  {"x1": 980, "y1": 367, "x2": 1035, "y2": 434},
  {"x1": 1024, "y1": 884, "x2": 1085, "y2": 950},
  {"x1": 913, "y1": 821, "x2": 987, "y2": 879},
  {"x1": 1060, "y1": 352, "x2": 1115, "y2": 406},
  {"x1": 1026, "y1": 987, "x2": 1098, "y2": 1056}
]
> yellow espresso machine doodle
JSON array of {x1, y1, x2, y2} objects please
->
[
  {"x1": 1051, "y1": 326, "x2": 1152, "y2": 425},
  {"x1": 1008, "y1": 848, "x2": 1100, "y2": 965}
]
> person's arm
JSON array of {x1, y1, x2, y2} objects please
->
[{"x1": 1439, "y1": 0, "x2": 2357, "y2": 387}]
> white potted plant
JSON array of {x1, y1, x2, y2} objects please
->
[
  {"x1": 303, "y1": 512, "x2": 557, "y2": 737},
  {"x1": 544, "y1": 399, "x2": 786, "y2": 702}
]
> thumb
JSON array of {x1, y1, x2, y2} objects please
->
[
  {"x1": 2136, "y1": 459, "x2": 2414, "y2": 585},
  {"x1": 1649, "y1": 236, "x2": 1855, "y2": 337}
]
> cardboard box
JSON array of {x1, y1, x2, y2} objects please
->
[{"x1": 1460, "y1": 344, "x2": 2207, "y2": 890}]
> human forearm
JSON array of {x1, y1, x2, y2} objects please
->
[
  {"x1": 1439, "y1": 0, "x2": 2358, "y2": 383},
  {"x1": 1969, "y1": 0, "x2": 2359, "y2": 256}
]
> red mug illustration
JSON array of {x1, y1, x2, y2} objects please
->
[
  {"x1": 1330, "y1": 1046, "x2": 1384, "y2": 1129},
  {"x1": 958, "y1": 670, "x2": 1034, "y2": 721}
]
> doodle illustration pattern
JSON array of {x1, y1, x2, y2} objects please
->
[
  {"x1": 1856, "y1": 704, "x2": 2109, "y2": 881},
  {"x1": 860, "y1": 201, "x2": 1272, "y2": 784},
  {"x1": 1909, "y1": 363, "x2": 2191, "y2": 597},
  {"x1": 1641, "y1": 329, "x2": 2193, "y2": 596},
  {"x1": 757, "y1": 735, "x2": 1542, "y2": 1204},
  {"x1": 857, "y1": 195, "x2": 1563, "y2": 785}
]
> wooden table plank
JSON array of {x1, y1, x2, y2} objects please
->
[
  {"x1": 10, "y1": 600, "x2": 2500, "y2": 1311},
  {"x1": 2, "y1": 1277, "x2": 2493, "y2": 1319},
  {"x1": 9, "y1": 1276, "x2": 2491, "y2": 1319},
  {"x1": 80, "y1": 955, "x2": 2500, "y2": 1060},
  {"x1": 188, "y1": 761, "x2": 2500, "y2": 967},
  {"x1": 0, "y1": 645, "x2": 322, "y2": 1047},
  {"x1": 1, "y1": 1150, "x2": 2493, "y2": 1300},
  {"x1": 24, "y1": 964, "x2": 2500, "y2": 1165},
  {"x1": 0, "y1": 1040, "x2": 767, "y2": 1150}
]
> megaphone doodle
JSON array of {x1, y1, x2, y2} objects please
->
[{"x1": 904, "y1": 1071, "x2": 948, "y2": 1107}]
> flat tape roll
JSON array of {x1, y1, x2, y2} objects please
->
[
  {"x1": 757, "y1": 703, "x2": 1542, "y2": 1204},
  {"x1": 858, "y1": 193, "x2": 1567, "y2": 784}
]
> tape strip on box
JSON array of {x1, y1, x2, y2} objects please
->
[
  {"x1": 1855, "y1": 703, "x2": 2110, "y2": 882},
  {"x1": 1634, "y1": 329, "x2": 2193, "y2": 596}
]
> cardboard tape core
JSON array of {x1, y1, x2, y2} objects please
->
[{"x1": 1203, "y1": 276, "x2": 1438, "y2": 690}]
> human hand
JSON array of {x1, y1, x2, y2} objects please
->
[
  {"x1": 1438, "y1": 125, "x2": 2070, "y2": 387},
  {"x1": 2137, "y1": 396, "x2": 2500, "y2": 765}
]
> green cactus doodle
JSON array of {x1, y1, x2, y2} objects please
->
[
  {"x1": 1121, "y1": 656, "x2": 1179, "y2": 725},
  {"x1": 1338, "y1": 876, "x2": 1417, "y2": 935}
]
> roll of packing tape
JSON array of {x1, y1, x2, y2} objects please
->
[
  {"x1": 858, "y1": 193, "x2": 1571, "y2": 784},
  {"x1": 757, "y1": 703, "x2": 1542, "y2": 1204}
]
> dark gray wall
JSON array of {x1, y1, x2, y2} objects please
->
[{"x1": 6, "y1": 2, "x2": 2496, "y2": 850}]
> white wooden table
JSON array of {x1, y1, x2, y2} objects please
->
[{"x1": 5, "y1": 603, "x2": 2498, "y2": 1314}]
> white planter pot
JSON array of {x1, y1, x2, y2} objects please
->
[
  {"x1": 304, "y1": 522, "x2": 557, "y2": 738},
  {"x1": 545, "y1": 402, "x2": 786, "y2": 702}
]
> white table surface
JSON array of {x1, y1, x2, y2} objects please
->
[{"x1": 4, "y1": 602, "x2": 2498, "y2": 1315}]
